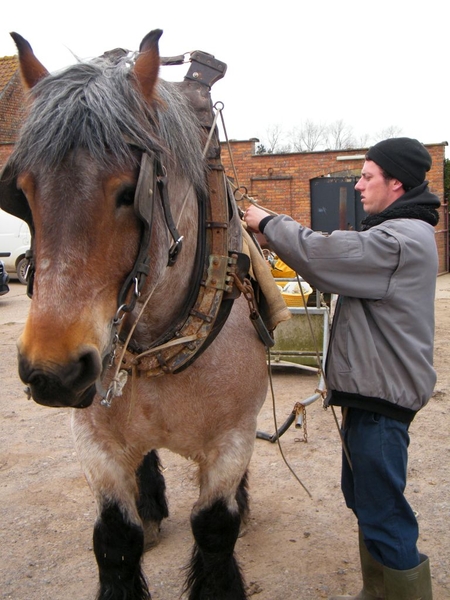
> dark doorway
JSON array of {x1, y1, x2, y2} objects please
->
[{"x1": 310, "y1": 176, "x2": 364, "y2": 232}]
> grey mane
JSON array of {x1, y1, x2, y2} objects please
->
[{"x1": 10, "y1": 54, "x2": 207, "y2": 189}]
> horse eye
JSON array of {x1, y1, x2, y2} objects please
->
[{"x1": 116, "y1": 186, "x2": 136, "y2": 208}]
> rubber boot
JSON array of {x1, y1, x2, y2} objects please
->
[
  {"x1": 384, "y1": 554, "x2": 433, "y2": 599},
  {"x1": 329, "y1": 530, "x2": 384, "y2": 599}
]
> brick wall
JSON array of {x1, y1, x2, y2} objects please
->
[
  {"x1": 0, "y1": 57, "x2": 28, "y2": 171},
  {"x1": 221, "y1": 140, "x2": 449, "y2": 273},
  {"x1": 0, "y1": 143, "x2": 14, "y2": 169}
]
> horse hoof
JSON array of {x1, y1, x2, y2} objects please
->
[
  {"x1": 238, "y1": 524, "x2": 248, "y2": 538},
  {"x1": 143, "y1": 520, "x2": 162, "y2": 551},
  {"x1": 238, "y1": 517, "x2": 250, "y2": 538}
]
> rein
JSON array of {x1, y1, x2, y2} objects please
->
[
  {"x1": 115, "y1": 148, "x2": 185, "y2": 320},
  {"x1": 116, "y1": 152, "x2": 156, "y2": 315}
]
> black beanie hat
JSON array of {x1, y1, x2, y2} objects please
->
[{"x1": 366, "y1": 137, "x2": 432, "y2": 189}]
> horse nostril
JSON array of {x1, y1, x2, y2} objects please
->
[
  {"x1": 27, "y1": 371, "x2": 68, "y2": 403},
  {"x1": 75, "y1": 348, "x2": 102, "y2": 391},
  {"x1": 18, "y1": 346, "x2": 102, "y2": 408}
]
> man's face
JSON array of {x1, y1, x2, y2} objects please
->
[{"x1": 355, "y1": 160, "x2": 399, "y2": 215}]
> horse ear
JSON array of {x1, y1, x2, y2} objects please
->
[
  {"x1": 10, "y1": 32, "x2": 49, "y2": 89},
  {"x1": 133, "y1": 29, "x2": 163, "y2": 102}
]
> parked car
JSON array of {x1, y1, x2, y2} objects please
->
[
  {"x1": 0, "y1": 209, "x2": 31, "y2": 284},
  {"x1": 0, "y1": 260, "x2": 9, "y2": 296}
]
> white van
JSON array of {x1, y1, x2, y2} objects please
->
[{"x1": 0, "y1": 209, "x2": 31, "y2": 284}]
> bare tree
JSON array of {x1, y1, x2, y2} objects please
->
[
  {"x1": 264, "y1": 124, "x2": 285, "y2": 153},
  {"x1": 289, "y1": 127, "x2": 305, "y2": 152},
  {"x1": 290, "y1": 120, "x2": 327, "y2": 151},
  {"x1": 256, "y1": 121, "x2": 405, "y2": 155},
  {"x1": 375, "y1": 125, "x2": 403, "y2": 141},
  {"x1": 325, "y1": 119, "x2": 356, "y2": 150},
  {"x1": 354, "y1": 133, "x2": 371, "y2": 149},
  {"x1": 276, "y1": 144, "x2": 293, "y2": 154}
]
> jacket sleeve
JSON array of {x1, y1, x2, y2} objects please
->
[{"x1": 263, "y1": 215, "x2": 400, "y2": 299}]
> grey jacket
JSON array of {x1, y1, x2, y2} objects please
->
[{"x1": 263, "y1": 201, "x2": 439, "y2": 420}]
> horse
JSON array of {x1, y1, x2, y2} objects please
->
[{"x1": 1, "y1": 30, "x2": 269, "y2": 599}]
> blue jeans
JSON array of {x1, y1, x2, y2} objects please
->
[{"x1": 341, "y1": 408, "x2": 420, "y2": 570}]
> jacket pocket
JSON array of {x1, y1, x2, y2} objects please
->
[{"x1": 328, "y1": 298, "x2": 352, "y2": 373}]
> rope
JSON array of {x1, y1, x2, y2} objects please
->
[
  {"x1": 217, "y1": 104, "x2": 278, "y2": 217},
  {"x1": 218, "y1": 102, "x2": 353, "y2": 476},
  {"x1": 173, "y1": 102, "x2": 220, "y2": 231},
  {"x1": 331, "y1": 405, "x2": 353, "y2": 470},
  {"x1": 100, "y1": 102, "x2": 225, "y2": 406},
  {"x1": 127, "y1": 365, "x2": 138, "y2": 423},
  {"x1": 266, "y1": 348, "x2": 312, "y2": 498}
]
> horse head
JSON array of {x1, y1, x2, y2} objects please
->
[{"x1": 2, "y1": 30, "x2": 204, "y2": 408}]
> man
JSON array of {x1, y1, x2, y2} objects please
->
[{"x1": 244, "y1": 138, "x2": 438, "y2": 599}]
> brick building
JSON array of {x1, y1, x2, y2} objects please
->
[
  {"x1": 221, "y1": 139, "x2": 449, "y2": 274},
  {"x1": 1, "y1": 53, "x2": 448, "y2": 273}
]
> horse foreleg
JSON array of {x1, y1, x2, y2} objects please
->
[
  {"x1": 136, "y1": 450, "x2": 169, "y2": 550},
  {"x1": 183, "y1": 438, "x2": 253, "y2": 600},
  {"x1": 94, "y1": 500, "x2": 151, "y2": 600},
  {"x1": 184, "y1": 498, "x2": 246, "y2": 600},
  {"x1": 72, "y1": 414, "x2": 151, "y2": 599}
]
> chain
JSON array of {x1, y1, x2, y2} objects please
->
[
  {"x1": 294, "y1": 402, "x2": 308, "y2": 443},
  {"x1": 229, "y1": 273, "x2": 259, "y2": 318}
]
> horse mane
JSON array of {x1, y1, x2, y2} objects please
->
[{"x1": 10, "y1": 53, "x2": 207, "y2": 189}]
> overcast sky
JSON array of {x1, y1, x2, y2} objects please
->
[{"x1": 1, "y1": 0, "x2": 448, "y2": 158}]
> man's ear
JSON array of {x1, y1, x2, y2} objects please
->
[{"x1": 391, "y1": 179, "x2": 404, "y2": 193}]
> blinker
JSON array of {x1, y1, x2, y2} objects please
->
[
  {"x1": 0, "y1": 160, "x2": 35, "y2": 297},
  {"x1": 0, "y1": 160, "x2": 33, "y2": 229}
]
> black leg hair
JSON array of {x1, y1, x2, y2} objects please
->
[
  {"x1": 136, "y1": 450, "x2": 169, "y2": 546},
  {"x1": 94, "y1": 502, "x2": 151, "y2": 600},
  {"x1": 184, "y1": 498, "x2": 247, "y2": 600},
  {"x1": 137, "y1": 450, "x2": 169, "y2": 523}
]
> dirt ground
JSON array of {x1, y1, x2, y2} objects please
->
[{"x1": 1, "y1": 278, "x2": 449, "y2": 600}]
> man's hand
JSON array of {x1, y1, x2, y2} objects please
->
[{"x1": 244, "y1": 204, "x2": 270, "y2": 233}]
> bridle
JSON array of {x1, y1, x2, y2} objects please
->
[
  {"x1": 0, "y1": 49, "x2": 267, "y2": 408},
  {"x1": 94, "y1": 53, "x2": 245, "y2": 406},
  {"x1": 115, "y1": 151, "x2": 184, "y2": 318}
]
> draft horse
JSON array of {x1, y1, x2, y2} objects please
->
[{"x1": 1, "y1": 30, "x2": 269, "y2": 599}]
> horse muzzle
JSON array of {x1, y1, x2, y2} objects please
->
[{"x1": 18, "y1": 347, "x2": 102, "y2": 409}]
